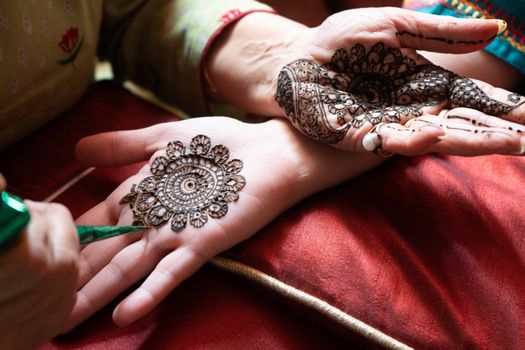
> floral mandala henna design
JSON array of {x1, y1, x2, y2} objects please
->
[
  {"x1": 276, "y1": 42, "x2": 524, "y2": 144},
  {"x1": 120, "y1": 135, "x2": 246, "y2": 232}
]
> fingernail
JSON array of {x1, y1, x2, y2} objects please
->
[
  {"x1": 435, "y1": 135, "x2": 445, "y2": 143},
  {"x1": 496, "y1": 20, "x2": 507, "y2": 35}
]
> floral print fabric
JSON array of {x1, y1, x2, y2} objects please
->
[{"x1": 0, "y1": 0, "x2": 272, "y2": 150}]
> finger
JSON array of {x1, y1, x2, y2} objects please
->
[
  {"x1": 75, "y1": 122, "x2": 176, "y2": 167},
  {"x1": 62, "y1": 239, "x2": 160, "y2": 332},
  {"x1": 444, "y1": 107, "x2": 525, "y2": 132},
  {"x1": 112, "y1": 246, "x2": 208, "y2": 327},
  {"x1": 25, "y1": 201, "x2": 79, "y2": 261},
  {"x1": 388, "y1": 8, "x2": 505, "y2": 54},
  {"x1": 76, "y1": 174, "x2": 144, "y2": 227},
  {"x1": 407, "y1": 115, "x2": 524, "y2": 156},
  {"x1": 75, "y1": 198, "x2": 122, "y2": 287},
  {"x1": 77, "y1": 212, "x2": 141, "y2": 288},
  {"x1": 334, "y1": 100, "x2": 445, "y2": 153},
  {"x1": 76, "y1": 175, "x2": 149, "y2": 287},
  {"x1": 43, "y1": 203, "x2": 80, "y2": 262},
  {"x1": 448, "y1": 80, "x2": 525, "y2": 123},
  {"x1": 368, "y1": 122, "x2": 445, "y2": 156}
]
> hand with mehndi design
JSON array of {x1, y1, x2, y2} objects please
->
[
  {"x1": 208, "y1": 8, "x2": 525, "y2": 156},
  {"x1": 63, "y1": 117, "x2": 381, "y2": 330}
]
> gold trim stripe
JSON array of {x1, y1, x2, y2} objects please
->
[
  {"x1": 44, "y1": 167, "x2": 95, "y2": 202},
  {"x1": 210, "y1": 256, "x2": 414, "y2": 350}
]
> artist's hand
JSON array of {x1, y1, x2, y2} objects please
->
[
  {"x1": 0, "y1": 199, "x2": 78, "y2": 350},
  {"x1": 64, "y1": 117, "x2": 381, "y2": 330},
  {"x1": 208, "y1": 8, "x2": 525, "y2": 156},
  {"x1": 0, "y1": 172, "x2": 6, "y2": 191}
]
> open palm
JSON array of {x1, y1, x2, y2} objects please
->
[
  {"x1": 63, "y1": 117, "x2": 381, "y2": 330},
  {"x1": 275, "y1": 8, "x2": 525, "y2": 155}
]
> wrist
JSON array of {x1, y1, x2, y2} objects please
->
[
  {"x1": 206, "y1": 12, "x2": 308, "y2": 116},
  {"x1": 260, "y1": 119, "x2": 383, "y2": 207}
]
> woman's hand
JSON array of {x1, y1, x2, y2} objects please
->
[
  {"x1": 0, "y1": 193, "x2": 79, "y2": 350},
  {"x1": 63, "y1": 117, "x2": 381, "y2": 330},
  {"x1": 0, "y1": 173, "x2": 6, "y2": 191},
  {"x1": 208, "y1": 8, "x2": 525, "y2": 156}
]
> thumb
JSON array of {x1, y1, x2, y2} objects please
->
[
  {"x1": 390, "y1": 8, "x2": 505, "y2": 53},
  {"x1": 75, "y1": 124, "x2": 169, "y2": 167}
]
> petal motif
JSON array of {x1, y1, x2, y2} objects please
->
[
  {"x1": 167, "y1": 141, "x2": 185, "y2": 159},
  {"x1": 190, "y1": 135, "x2": 211, "y2": 155},
  {"x1": 151, "y1": 156, "x2": 168, "y2": 176},
  {"x1": 171, "y1": 212, "x2": 187, "y2": 232},
  {"x1": 136, "y1": 192, "x2": 157, "y2": 211},
  {"x1": 223, "y1": 191, "x2": 239, "y2": 203},
  {"x1": 207, "y1": 202, "x2": 228, "y2": 219},
  {"x1": 225, "y1": 159, "x2": 243, "y2": 174},
  {"x1": 138, "y1": 176, "x2": 157, "y2": 192},
  {"x1": 209, "y1": 145, "x2": 229, "y2": 164},
  {"x1": 225, "y1": 174, "x2": 246, "y2": 192},
  {"x1": 146, "y1": 204, "x2": 173, "y2": 226},
  {"x1": 190, "y1": 210, "x2": 208, "y2": 228}
]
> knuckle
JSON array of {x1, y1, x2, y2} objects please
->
[{"x1": 45, "y1": 202, "x2": 71, "y2": 218}]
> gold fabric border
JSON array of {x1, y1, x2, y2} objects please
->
[{"x1": 210, "y1": 256, "x2": 414, "y2": 350}]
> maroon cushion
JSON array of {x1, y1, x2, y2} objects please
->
[{"x1": 222, "y1": 153, "x2": 525, "y2": 348}]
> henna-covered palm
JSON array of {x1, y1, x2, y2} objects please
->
[
  {"x1": 62, "y1": 117, "x2": 381, "y2": 331},
  {"x1": 268, "y1": 8, "x2": 525, "y2": 156},
  {"x1": 276, "y1": 41, "x2": 525, "y2": 156}
]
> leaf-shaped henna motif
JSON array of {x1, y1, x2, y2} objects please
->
[{"x1": 120, "y1": 135, "x2": 246, "y2": 232}]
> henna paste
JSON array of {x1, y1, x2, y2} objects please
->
[
  {"x1": 396, "y1": 30, "x2": 494, "y2": 45},
  {"x1": 120, "y1": 135, "x2": 245, "y2": 232},
  {"x1": 276, "y1": 42, "x2": 524, "y2": 144}
]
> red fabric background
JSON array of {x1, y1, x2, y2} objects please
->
[
  {"x1": 226, "y1": 153, "x2": 525, "y2": 348},
  {"x1": 2, "y1": 81, "x2": 524, "y2": 349}
]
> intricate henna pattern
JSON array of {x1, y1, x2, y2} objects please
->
[
  {"x1": 395, "y1": 30, "x2": 497, "y2": 46},
  {"x1": 120, "y1": 135, "x2": 245, "y2": 232},
  {"x1": 276, "y1": 42, "x2": 524, "y2": 144}
]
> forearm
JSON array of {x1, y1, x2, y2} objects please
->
[
  {"x1": 206, "y1": 12, "x2": 307, "y2": 116},
  {"x1": 261, "y1": 119, "x2": 383, "y2": 206}
]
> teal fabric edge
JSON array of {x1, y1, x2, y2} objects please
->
[{"x1": 413, "y1": 6, "x2": 525, "y2": 74}]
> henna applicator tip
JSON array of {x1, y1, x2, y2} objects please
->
[{"x1": 77, "y1": 225, "x2": 146, "y2": 245}]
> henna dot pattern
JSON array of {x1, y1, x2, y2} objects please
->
[
  {"x1": 120, "y1": 135, "x2": 245, "y2": 232},
  {"x1": 276, "y1": 42, "x2": 524, "y2": 145}
]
